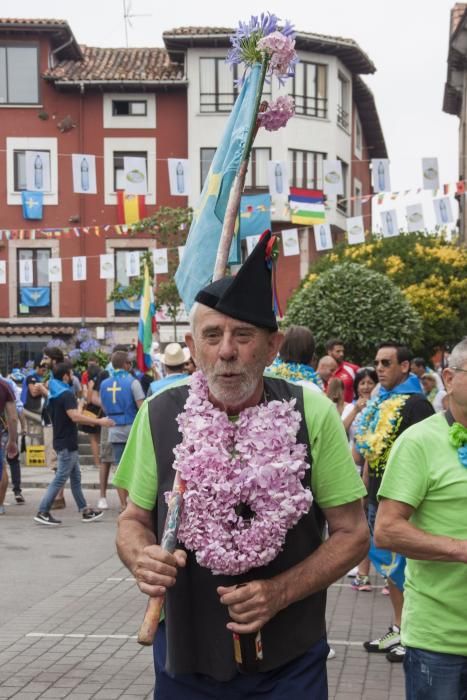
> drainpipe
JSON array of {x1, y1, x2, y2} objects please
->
[{"x1": 79, "y1": 81, "x2": 86, "y2": 327}]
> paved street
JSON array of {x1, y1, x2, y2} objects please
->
[{"x1": 0, "y1": 465, "x2": 404, "y2": 699}]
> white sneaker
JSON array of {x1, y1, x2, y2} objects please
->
[
  {"x1": 346, "y1": 566, "x2": 358, "y2": 577},
  {"x1": 97, "y1": 497, "x2": 108, "y2": 510},
  {"x1": 327, "y1": 648, "x2": 336, "y2": 660}
]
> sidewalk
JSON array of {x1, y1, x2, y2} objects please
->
[{"x1": 19, "y1": 463, "x2": 115, "y2": 491}]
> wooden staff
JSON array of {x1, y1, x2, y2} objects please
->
[{"x1": 137, "y1": 473, "x2": 185, "y2": 646}]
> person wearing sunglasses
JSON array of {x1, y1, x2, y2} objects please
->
[
  {"x1": 354, "y1": 342, "x2": 434, "y2": 663},
  {"x1": 375, "y1": 338, "x2": 467, "y2": 699}
]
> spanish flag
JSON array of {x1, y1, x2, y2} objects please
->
[{"x1": 116, "y1": 191, "x2": 147, "y2": 225}]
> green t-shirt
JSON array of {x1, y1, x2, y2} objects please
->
[
  {"x1": 113, "y1": 384, "x2": 365, "y2": 513},
  {"x1": 378, "y1": 412, "x2": 467, "y2": 655}
]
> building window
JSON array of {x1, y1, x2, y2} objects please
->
[
  {"x1": 17, "y1": 249, "x2": 51, "y2": 316},
  {"x1": 353, "y1": 178, "x2": 363, "y2": 216},
  {"x1": 292, "y1": 61, "x2": 327, "y2": 118},
  {"x1": 112, "y1": 99, "x2": 147, "y2": 116},
  {"x1": 355, "y1": 112, "x2": 363, "y2": 158},
  {"x1": 200, "y1": 57, "x2": 271, "y2": 113},
  {"x1": 103, "y1": 93, "x2": 156, "y2": 129},
  {"x1": 113, "y1": 150, "x2": 148, "y2": 191},
  {"x1": 114, "y1": 248, "x2": 147, "y2": 316},
  {"x1": 104, "y1": 138, "x2": 156, "y2": 204},
  {"x1": 13, "y1": 150, "x2": 51, "y2": 192},
  {"x1": 337, "y1": 159, "x2": 349, "y2": 213},
  {"x1": 0, "y1": 45, "x2": 39, "y2": 105},
  {"x1": 200, "y1": 148, "x2": 216, "y2": 189},
  {"x1": 6, "y1": 137, "x2": 58, "y2": 205},
  {"x1": 244, "y1": 147, "x2": 271, "y2": 189},
  {"x1": 337, "y1": 73, "x2": 350, "y2": 130},
  {"x1": 288, "y1": 149, "x2": 326, "y2": 189}
]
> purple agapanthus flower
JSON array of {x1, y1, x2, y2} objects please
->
[{"x1": 226, "y1": 12, "x2": 297, "y2": 84}]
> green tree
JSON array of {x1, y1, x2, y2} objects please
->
[
  {"x1": 305, "y1": 232, "x2": 467, "y2": 355},
  {"x1": 282, "y1": 262, "x2": 422, "y2": 365}
]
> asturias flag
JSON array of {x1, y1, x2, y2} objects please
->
[
  {"x1": 136, "y1": 264, "x2": 157, "y2": 372},
  {"x1": 21, "y1": 191, "x2": 43, "y2": 220},
  {"x1": 175, "y1": 63, "x2": 263, "y2": 310},
  {"x1": 116, "y1": 191, "x2": 147, "y2": 226},
  {"x1": 289, "y1": 187, "x2": 325, "y2": 225},
  {"x1": 239, "y1": 193, "x2": 272, "y2": 238}
]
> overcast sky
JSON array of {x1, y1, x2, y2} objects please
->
[{"x1": 13, "y1": 0, "x2": 459, "y2": 192}]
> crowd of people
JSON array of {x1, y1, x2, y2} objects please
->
[{"x1": 0, "y1": 241, "x2": 465, "y2": 698}]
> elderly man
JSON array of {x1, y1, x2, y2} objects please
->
[
  {"x1": 114, "y1": 233, "x2": 369, "y2": 699},
  {"x1": 375, "y1": 337, "x2": 467, "y2": 699}
]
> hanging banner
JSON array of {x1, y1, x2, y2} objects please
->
[
  {"x1": 322, "y1": 159, "x2": 344, "y2": 196},
  {"x1": 168, "y1": 159, "x2": 190, "y2": 196},
  {"x1": 371, "y1": 159, "x2": 391, "y2": 193},
  {"x1": 346, "y1": 216, "x2": 365, "y2": 245},
  {"x1": 116, "y1": 191, "x2": 147, "y2": 225},
  {"x1": 21, "y1": 191, "x2": 43, "y2": 220},
  {"x1": 433, "y1": 197, "x2": 454, "y2": 225},
  {"x1": 123, "y1": 156, "x2": 148, "y2": 195},
  {"x1": 245, "y1": 234, "x2": 262, "y2": 256},
  {"x1": 72, "y1": 256, "x2": 87, "y2": 281},
  {"x1": 115, "y1": 297, "x2": 141, "y2": 312},
  {"x1": 100, "y1": 254, "x2": 115, "y2": 279},
  {"x1": 20, "y1": 287, "x2": 50, "y2": 308},
  {"x1": 25, "y1": 151, "x2": 51, "y2": 192},
  {"x1": 48, "y1": 258, "x2": 62, "y2": 282},
  {"x1": 314, "y1": 223, "x2": 333, "y2": 251},
  {"x1": 380, "y1": 209, "x2": 399, "y2": 237},
  {"x1": 0, "y1": 260, "x2": 5, "y2": 284},
  {"x1": 281, "y1": 228, "x2": 300, "y2": 257},
  {"x1": 422, "y1": 158, "x2": 440, "y2": 190},
  {"x1": 126, "y1": 251, "x2": 140, "y2": 277},
  {"x1": 267, "y1": 160, "x2": 289, "y2": 197},
  {"x1": 153, "y1": 248, "x2": 168, "y2": 274},
  {"x1": 406, "y1": 203, "x2": 425, "y2": 233},
  {"x1": 178, "y1": 246, "x2": 186, "y2": 262},
  {"x1": 239, "y1": 193, "x2": 271, "y2": 238},
  {"x1": 72, "y1": 154, "x2": 97, "y2": 194},
  {"x1": 289, "y1": 188, "x2": 325, "y2": 225},
  {"x1": 19, "y1": 259, "x2": 34, "y2": 285}
]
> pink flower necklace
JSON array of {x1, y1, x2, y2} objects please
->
[{"x1": 172, "y1": 371, "x2": 312, "y2": 576}]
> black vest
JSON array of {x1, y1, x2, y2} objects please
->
[{"x1": 148, "y1": 376, "x2": 326, "y2": 681}]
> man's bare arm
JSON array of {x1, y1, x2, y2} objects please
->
[
  {"x1": 375, "y1": 498, "x2": 467, "y2": 563},
  {"x1": 218, "y1": 499, "x2": 369, "y2": 633},
  {"x1": 116, "y1": 500, "x2": 186, "y2": 597}
]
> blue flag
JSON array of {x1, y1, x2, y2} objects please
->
[
  {"x1": 239, "y1": 193, "x2": 271, "y2": 238},
  {"x1": 175, "y1": 64, "x2": 263, "y2": 309},
  {"x1": 21, "y1": 191, "x2": 43, "y2": 220},
  {"x1": 368, "y1": 537, "x2": 406, "y2": 591},
  {"x1": 115, "y1": 297, "x2": 141, "y2": 312},
  {"x1": 20, "y1": 287, "x2": 50, "y2": 307}
]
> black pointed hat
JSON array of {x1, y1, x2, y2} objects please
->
[{"x1": 195, "y1": 230, "x2": 278, "y2": 330}]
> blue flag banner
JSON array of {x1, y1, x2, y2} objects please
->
[
  {"x1": 20, "y1": 286, "x2": 50, "y2": 307},
  {"x1": 239, "y1": 193, "x2": 272, "y2": 238},
  {"x1": 368, "y1": 537, "x2": 406, "y2": 591},
  {"x1": 21, "y1": 191, "x2": 43, "y2": 220},
  {"x1": 115, "y1": 297, "x2": 141, "y2": 312},
  {"x1": 175, "y1": 64, "x2": 263, "y2": 309}
]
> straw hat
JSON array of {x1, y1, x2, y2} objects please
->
[{"x1": 161, "y1": 343, "x2": 190, "y2": 367}]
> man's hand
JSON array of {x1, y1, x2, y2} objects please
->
[
  {"x1": 217, "y1": 579, "x2": 286, "y2": 634},
  {"x1": 6, "y1": 440, "x2": 18, "y2": 460},
  {"x1": 99, "y1": 417, "x2": 115, "y2": 428},
  {"x1": 134, "y1": 545, "x2": 187, "y2": 597}
]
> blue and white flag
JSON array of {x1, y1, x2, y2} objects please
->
[
  {"x1": 20, "y1": 287, "x2": 50, "y2": 308},
  {"x1": 239, "y1": 193, "x2": 271, "y2": 238},
  {"x1": 115, "y1": 297, "x2": 141, "y2": 312},
  {"x1": 21, "y1": 191, "x2": 43, "y2": 220},
  {"x1": 175, "y1": 64, "x2": 263, "y2": 309}
]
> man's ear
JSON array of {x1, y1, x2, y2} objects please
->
[
  {"x1": 185, "y1": 333, "x2": 196, "y2": 363},
  {"x1": 266, "y1": 331, "x2": 283, "y2": 365}
]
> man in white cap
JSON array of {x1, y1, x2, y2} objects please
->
[{"x1": 147, "y1": 343, "x2": 191, "y2": 397}]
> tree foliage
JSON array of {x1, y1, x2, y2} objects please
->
[
  {"x1": 282, "y1": 262, "x2": 423, "y2": 365},
  {"x1": 306, "y1": 232, "x2": 467, "y2": 355}
]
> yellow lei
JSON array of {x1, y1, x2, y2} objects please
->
[{"x1": 355, "y1": 394, "x2": 408, "y2": 476}]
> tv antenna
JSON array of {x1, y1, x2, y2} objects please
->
[{"x1": 123, "y1": 0, "x2": 151, "y2": 47}]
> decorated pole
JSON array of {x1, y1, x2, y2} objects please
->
[{"x1": 137, "y1": 12, "x2": 298, "y2": 648}]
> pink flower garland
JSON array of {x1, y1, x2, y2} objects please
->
[{"x1": 171, "y1": 371, "x2": 312, "y2": 576}]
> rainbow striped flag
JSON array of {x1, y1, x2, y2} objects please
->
[
  {"x1": 288, "y1": 187, "x2": 325, "y2": 225},
  {"x1": 136, "y1": 263, "x2": 156, "y2": 372},
  {"x1": 116, "y1": 191, "x2": 147, "y2": 225}
]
